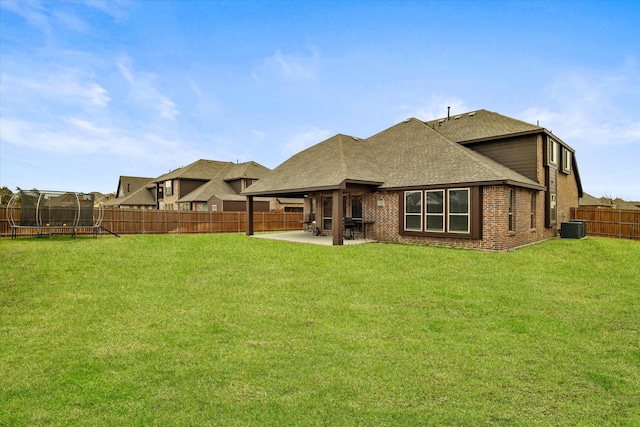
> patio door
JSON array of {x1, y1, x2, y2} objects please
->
[
  {"x1": 323, "y1": 196, "x2": 332, "y2": 230},
  {"x1": 351, "y1": 195, "x2": 363, "y2": 232}
]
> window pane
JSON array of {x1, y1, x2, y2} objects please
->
[
  {"x1": 405, "y1": 191, "x2": 422, "y2": 214},
  {"x1": 323, "y1": 219, "x2": 332, "y2": 230},
  {"x1": 449, "y1": 189, "x2": 469, "y2": 213},
  {"x1": 405, "y1": 215, "x2": 421, "y2": 231},
  {"x1": 449, "y1": 215, "x2": 469, "y2": 232},
  {"x1": 426, "y1": 191, "x2": 444, "y2": 213},
  {"x1": 426, "y1": 215, "x2": 444, "y2": 231}
]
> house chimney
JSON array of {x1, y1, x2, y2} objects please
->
[{"x1": 447, "y1": 106, "x2": 450, "y2": 120}]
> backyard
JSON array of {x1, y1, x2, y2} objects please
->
[{"x1": 1, "y1": 234, "x2": 638, "y2": 425}]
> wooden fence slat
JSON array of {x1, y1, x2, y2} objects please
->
[
  {"x1": 571, "y1": 207, "x2": 640, "y2": 240},
  {"x1": 1, "y1": 206, "x2": 304, "y2": 237},
  {"x1": 4, "y1": 205, "x2": 637, "y2": 240}
]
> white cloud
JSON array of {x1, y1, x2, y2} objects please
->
[
  {"x1": 522, "y1": 60, "x2": 640, "y2": 147},
  {"x1": 116, "y1": 57, "x2": 179, "y2": 120},
  {"x1": 2, "y1": 70, "x2": 110, "y2": 107},
  {"x1": 256, "y1": 47, "x2": 321, "y2": 83}
]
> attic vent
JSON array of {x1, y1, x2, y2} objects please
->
[
  {"x1": 438, "y1": 119, "x2": 445, "y2": 127},
  {"x1": 352, "y1": 137, "x2": 359, "y2": 141},
  {"x1": 454, "y1": 115, "x2": 461, "y2": 120},
  {"x1": 468, "y1": 112, "x2": 476, "y2": 116}
]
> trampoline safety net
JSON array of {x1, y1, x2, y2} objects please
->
[{"x1": 17, "y1": 189, "x2": 96, "y2": 227}]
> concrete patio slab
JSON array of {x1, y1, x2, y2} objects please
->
[{"x1": 251, "y1": 231, "x2": 376, "y2": 246}]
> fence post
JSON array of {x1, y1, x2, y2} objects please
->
[{"x1": 142, "y1": 208, "x2": 145, "y2": 235}]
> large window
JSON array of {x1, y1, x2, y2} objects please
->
[
  {"x1": 550, "y1": 193, "x2": 557, "y2": 223},
  {"x1": 404, "y1": 188, "x2": 470, "y2": 234},
  {"x1": 165, "y1": 180, "x2": 173, "y2": 196},
  {"x1": 404, "y1": 191, "x2": 422, "y2": 231}
]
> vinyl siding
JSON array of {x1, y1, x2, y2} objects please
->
[{"x1": 465, "y1": 135, "x2": 538, "y2": 182}]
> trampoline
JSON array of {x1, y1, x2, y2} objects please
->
[{"x1": 7, "y1": 189, "x2": 104, "y2": 238}]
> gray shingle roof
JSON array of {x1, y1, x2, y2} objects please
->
[
  {"x1": 244, "y1": 134, "x2": 385, "y2": 194},
  {"x1": 244, "y1": 117, "x2": 545, "y2": 196},
  {"x1": 425, "y1": 109, "x2": 543, "y2": 143},
  {"x1": 155, "y1": 159, "x2": 232, "y2": 182},
  {"x1": 104, "y1": 182, "x2": 156, "y2": 207},
  {"x1": 370, "y1": 118, "x2": 542, "y2": 189}
]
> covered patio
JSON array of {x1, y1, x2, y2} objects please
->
[{"x1": 250, "y1": 231, "x2": 376, "y2": 246}]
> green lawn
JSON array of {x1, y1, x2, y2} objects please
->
[{"x1": 1, "y1": 234, "x2": 639, "y2": 426}]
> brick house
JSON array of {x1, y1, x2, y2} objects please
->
[
  {"x1": 243, "y1": 110, "x2": 583, "y2": 250},
  {"x1": 104, "y1": 176, "x2": 156, "y2": 209},
  {"x1": 155, "y1": 159, "x2": 302, "y2": 212}
]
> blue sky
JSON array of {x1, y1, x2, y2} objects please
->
[{"x1": 1, "y1": 0, "x2": 639, "y2": 200}]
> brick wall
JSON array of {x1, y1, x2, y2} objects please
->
[{"x1": 363, "y1": 186, "x2": 558, "y2": 251}]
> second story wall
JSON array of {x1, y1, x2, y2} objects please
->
[{"x1": 465, "y1": 134, "x2": 538, "y2": 182}]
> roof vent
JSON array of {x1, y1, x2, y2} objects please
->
[
  {"x1": 468, "y1": 112, "x2": 476, "y2": 116},
  {"x1": 352, "y1": 137, "x2": 359, "y2": 141},
  {"x1": 454, "y1": 115, "x2": 461, "y2": 120}
]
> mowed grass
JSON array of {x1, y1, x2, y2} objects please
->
[{"x1": 1, "y1": 234, "x2": 638, "y2": 426}]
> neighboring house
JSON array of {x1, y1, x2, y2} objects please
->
[
  {"x1": 579, "y1": 194, "x2": 640, "y2": 210},
  {"x1": 243, "y1": 109, "x2": 583, "y2": 250},
  {"x1": 155, "y1": 159, "x2": 302, "y2": 212},
  {"x1": 103, "y1": 176, "x2": 156, "y2": 209},
  {"x1": 579, "y1": 193, "x2": 614, "y2": 209}
]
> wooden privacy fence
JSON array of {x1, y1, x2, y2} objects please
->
[
  {"x1": 571, "y1": 207, "x2": 640, "y2": 240},
  {"x1": 0, "y1": 207, "x2": 303, "y2": 237}
]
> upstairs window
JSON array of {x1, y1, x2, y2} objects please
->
[
  {"x1": 562, "y1": 149, "x2": 572, "y2": 174},
  {"x1": 549, "y1": 139, "x2": 558, "y2": 165},
  {"x1": 165, "y1": 180, "x2": 173, "y2": 196}
]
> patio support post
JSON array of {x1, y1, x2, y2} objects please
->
[
  {"x1": 246, "y1": 196, "x2": 254, "y2": 236},
  {"x1": 332, "y1": 189, "x2": 344, "y2": 246}
]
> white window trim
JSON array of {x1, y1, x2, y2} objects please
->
[
  {"x1": 549, "y1": 140, "x2": 558, "y2": 165},
  {"x1": 425, "y1": 190, "x2": 445, "y2": 232},
  {"x1": 564, "y1": 150, "x2": 572, "y2": 173},
  {"x1": 404, "y1": 191, "x2": 423, "y2": 231}
]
